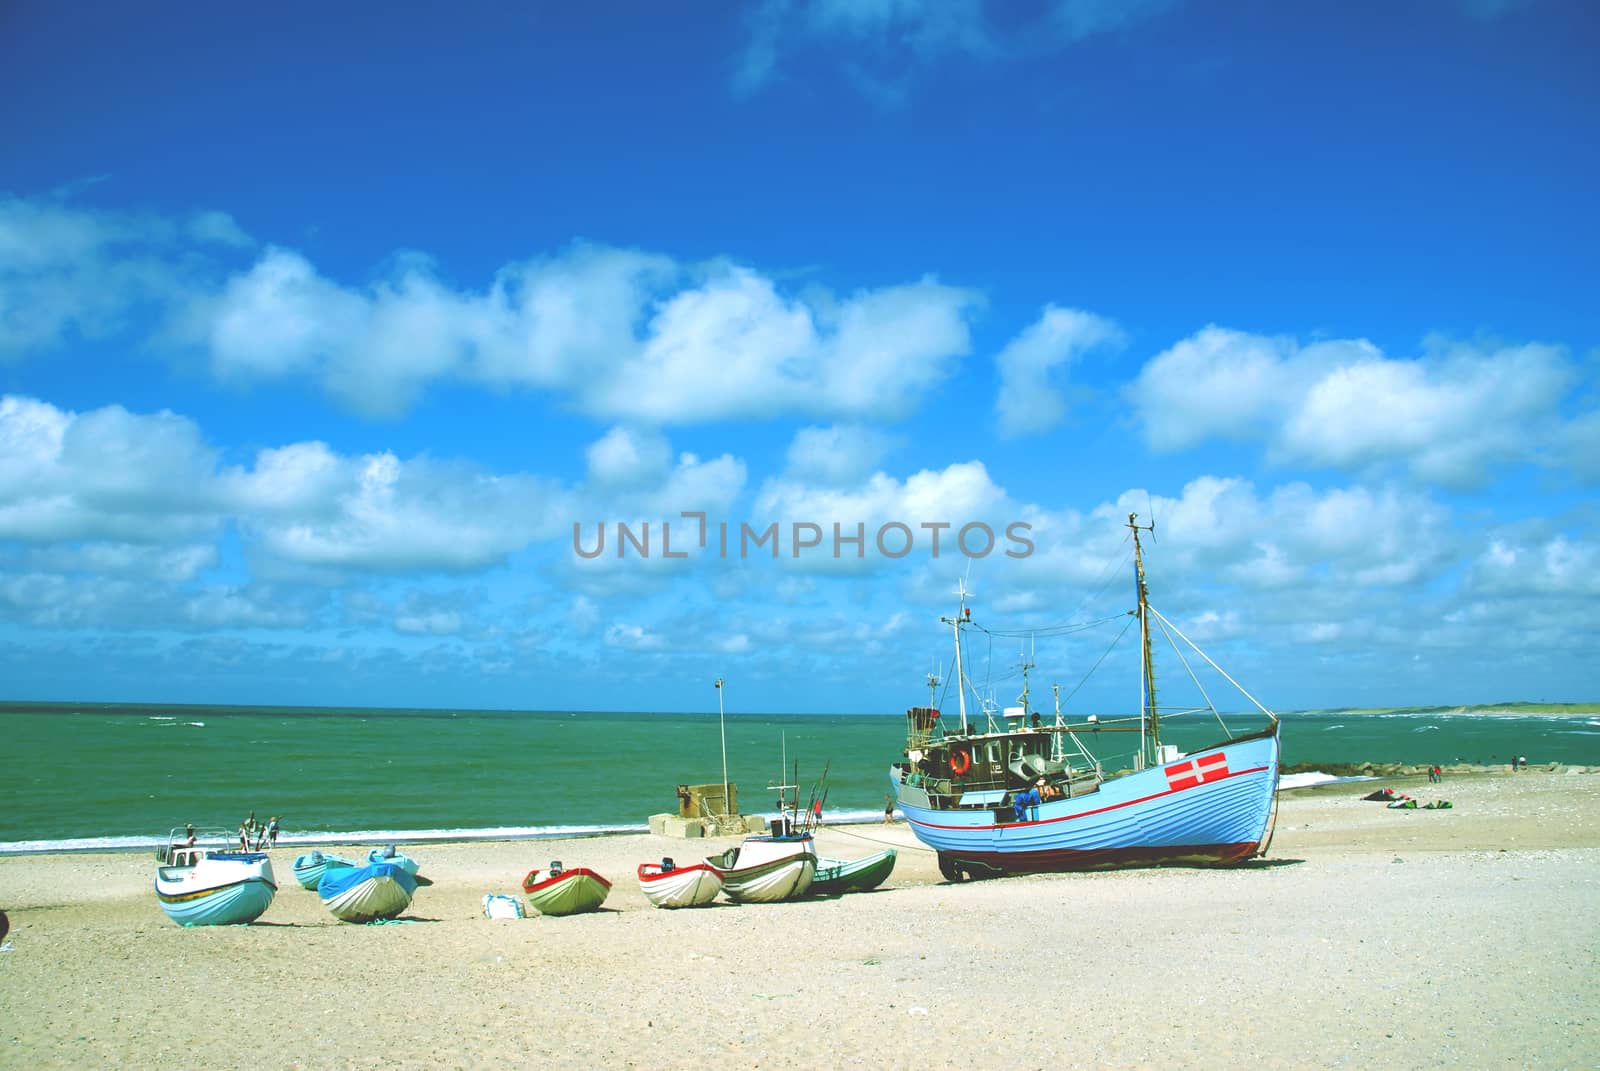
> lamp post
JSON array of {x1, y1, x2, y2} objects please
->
[{"x1": 715, "y1": 678, "x2": 729, "y2": 817}]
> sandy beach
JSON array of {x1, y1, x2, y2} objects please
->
[{"x1": 2, "y1": 770, "x2": 1596, "y2": 1070}]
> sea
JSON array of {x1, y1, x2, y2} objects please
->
[{"x1": 4, "y1": 702, "x2": 1597, "y2": 854}]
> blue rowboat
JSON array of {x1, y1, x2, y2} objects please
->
[
  {"x1": 367, "y1": 847, "x2": 420, "y2": 878},
  {"x1": 293, "y1": 850, "x2": 358, "y2": 890},
  {"x1": 154, "y1": 842, "x2": 277, "y2": 926},
  {"x1": 319, "y1": 863, "x2": 418, "y2": 923}
]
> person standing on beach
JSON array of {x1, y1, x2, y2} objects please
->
[
  {"x1": 883, "y1": 793, "x2": 894, "y2": 825},
  {"x1": 265, "y1": 816, "x2": 280, "y2": 848}
]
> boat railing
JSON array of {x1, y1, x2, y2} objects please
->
[{"x1": 157, "y1": 826, "x2": 240, "y2": 862}]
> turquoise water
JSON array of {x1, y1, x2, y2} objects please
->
[{"x1": 3, "y1": 702, "x2": 1597, "y2": 850}]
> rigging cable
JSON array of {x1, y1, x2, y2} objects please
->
[
  {"x1": 1150, "y1": 611, "x2": 1232, "y2": 738},
  {"x1": 1057, "y1": 613, "x2": 1138, "y2": 708}
]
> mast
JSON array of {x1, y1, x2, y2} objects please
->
[
  {"x1": 1128, "y1": 512, "x2": 1160, "y2": 760},
  {"x1": 1018, "y1": 643, "x2": 1033, "y2": 719},
  {"x1": 715, "y1": 678, "x2": 729, "y2": 817},
  {"x1": 1051, "y1": 682, "x2": 1064, "y2": 763},
  {"x1": 940, "y1": 581, "x2": 972, "y2": 735}
]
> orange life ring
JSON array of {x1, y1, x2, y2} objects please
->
[{"x1": 949, "y1": 749, "x2": 972, "y2": 776}]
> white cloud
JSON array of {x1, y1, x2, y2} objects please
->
[
  {"x1": 4, "y1": 196, "x2": 977, "y2": 424},
  {"x1": 25, "y1": 543, "x2": 217, "y2": 582},
  {"x1": 0, "y1": 194, "x2": 250, "y2": 358},
  {"x1": 201, "y1": 247, "x2": 369, "y2": 382},
  {"x1": 1279, "y1": 341, "x2": 1572, "y2": 484},
  {"x1": 1129, "y1": 328, "x2": 1581, "y2": 488},
  {"x1": 560, "y1": 432, "x2": 749, "y2": 594},
  {"x1": 0, "y1": 570, "x2": 314, "y2": 630},
  {"x1": 468, "y1": 245, "x2": 677, "y2": 388},
  {"x1": 187, "y1": 245, "x2": 976, "y2": 423},
  {"x1": 0, "y1": 394, "x2": 572, "y2": 575},
  {"x1": 182, "y1": 586, "x2": 316, "y2": 629},
  {"x1": 757, "y1": 459, "x2": 1008, "y2": 535},
  {"x1": 604, "y1": 622, "x2": 668, "y2": 652},
  {"x1": 753, "y1": 459, "x2": 1013, "y2": 573},
  {"x1": 1466, "y1": 530, "x2": 1600, "y2": 596},
  {"x1": 1126, "y1": 326, "x2": 1360, "y2": 450},
  {"x1": 570, "y1": 595, "x2": 601, "y2": 634},
  {"x1": 990, "y1": 475, "x2": 1457, "y2": 617},
  {"x1": 578, "y1": 426, "x2": 747, "y2": 519},
  {"x1": 395, "y1": 610, "x2": 464, "y2": 636},
  {"x1": 784, "y1": 424, "x2": 894, "y2": 485},
  {"x1": 588, "y1": 270, "x2": 976, "y2": 423},
  {"x1": 585, "y1": 427, "x2": 674, "y2": 488},
  {"x1": 994, "y1": 306, "x2": 1122, "y2": 437},
  {"x1": 0, "y1": 395, "x2": 220, "y2": 543},
  {"x1": 1559, "y1": 405, "x2": 1600, "y2": 482},
  {"x1": 238, "y1": 451, "x2": 568, "y2": 574},
  {"x1": 732, "y1": 0, "x2": 1177, "y2": 101}
]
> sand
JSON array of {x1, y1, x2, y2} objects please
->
[{"x1": 1, "y1": 770, "x2": 1596, "y2": 1070}]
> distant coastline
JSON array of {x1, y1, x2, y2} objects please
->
[{"x1": 1285, "y1": 702, "x2": 1600, "y2": 718}]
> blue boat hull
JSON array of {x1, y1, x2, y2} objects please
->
[
  {"x1": 319, "y1": 863, "x2": 418, "y2": 923},
  {"x1": 366, "y1": 849, "x2": 419, "y2": 877},
  {"x1": 293, "y1": 853, "x2": 357, "y2": 890},
  {"x1": 898, "y1": 730, "x2": 1279, "y2": 876},
  {"x1": 154, "y1": 853, "x2": 277, "y2": 926}
]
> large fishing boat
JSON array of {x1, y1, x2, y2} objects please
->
[{"x1": 892, "y1": 514, "x2": 1281, "y2": 879}]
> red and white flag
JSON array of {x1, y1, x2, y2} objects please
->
[{"x1": 1165, "y1": 751, "x2": 1229, "y2": 791}]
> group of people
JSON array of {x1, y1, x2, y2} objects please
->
[{"x1": 237, "y1": 811, "x2": 281, "y2": 851}]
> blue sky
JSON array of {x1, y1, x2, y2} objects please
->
[{"x1": 1, "y1": 0, "x2": 1595, "y2": 714}]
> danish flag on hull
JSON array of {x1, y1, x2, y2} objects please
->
[{"x1": 1166, "y1": 751, "x2": 1230, "y2": 791}]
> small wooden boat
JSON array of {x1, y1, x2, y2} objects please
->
[
  {"x1": 293, "y1": 850, "x2": 357, "y2": 890},
  {"x1": 318, "y1": 862, "x2": 418, "y2": 923},
  {"x1": 522, "y1": 862, "x2": 611, "y2": 916},
  {"x1": 707, "y1": 833, "x2": 817, "y2": 903},
  {"x1": 154, "y1": 830, "x2": 277, "y2": 926},
  {"x1": 637, "y1": 857, "x2": 723, "y2": 909},
  {"x1": 811, "y1": 848, "x2": 897, "y2": 896}
]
